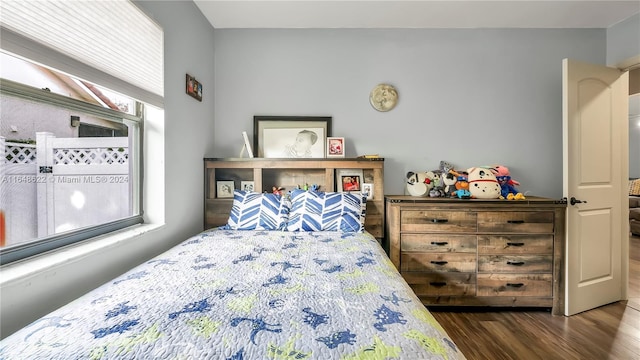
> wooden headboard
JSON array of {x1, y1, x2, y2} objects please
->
[{"x1": 203, "y1": 158, "x2": 385, "y2": 238}]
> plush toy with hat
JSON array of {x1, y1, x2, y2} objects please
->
[{"x1": 450, "y1": 170, "x2": 471, "y2": 199}]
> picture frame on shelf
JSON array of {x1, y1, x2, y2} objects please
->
[
  {"x1": 362, "y1": 183, "x2": 374, "y2": 200},
  {"x1": 326, "y1": 137, "x2": 345, "y2": 158},
  {"x1": 216, "y1": 180, "x2": 235, "y2": 198},
  {"x1": 254, "y1": 116, "x2": 331, "y2": 158},
  {"x1": 336, "y1": 168, "x2": 364, "y2": 192},
  {"x1": 241, "y1": 181, "x2": 255, "y2": 192},
  {"x1": 241, "y1": 131, "x2": 254, "y2": 158}
]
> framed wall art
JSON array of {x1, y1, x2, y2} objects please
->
[
  {"x1": 254, "y1": 116, "x2": 331, "y2": 158},
  {"x1": 216, "y1": 180, "x2": 234, "y2": 198},
  {"x1": 186, "y1": 74, "x2": 202, "y2": 101},
  {"x1": 326, "y1": 137, "x2": 345, "y2": 158}
]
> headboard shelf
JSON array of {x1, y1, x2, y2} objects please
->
[{"x1": 204, "y1": 158, "x2": 385, "y2": 239}]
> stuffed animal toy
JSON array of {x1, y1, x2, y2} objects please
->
[
  {"x1": 442, "y1": 171, "x2": 458, "y2": 197},
  {"x1": 491, "y1": 165, "x2": 525, "y2": 200},
  {"x1": 467, "y1": 167, "x2": 502, "y2": 199},
  {"x1": 406, "y1": 171, "x2": 436, "y2": 197},
  {"x1": 426, "y1": 170, "x2": 446, "y2": 197},
  {"x1": 492, "y1": 165, "x2": 521, "y2": 186},
  {"x1": 450, "y1": 171, "x2": 471, "y2": 199},
  {"x1": 439, "y1": 160, "x2": 455, "y2": 174}
]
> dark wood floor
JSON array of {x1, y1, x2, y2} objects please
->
[{"x1": 431, "y1": 235, "x2": 640, "y2": 360}]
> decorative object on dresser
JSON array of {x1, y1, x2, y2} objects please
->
[
  {"x1": 253, "y1": 116, "x2": 331, "y2": 158},
  {"x1": 405, "y1": 171, "x2": 437, "y2": 197},
  {"x1": 204, "y1": 158, "x2": 385, "y2": 240},
  {"x1": 385, "y1": 195, "x2": 567, "y2": 315}
]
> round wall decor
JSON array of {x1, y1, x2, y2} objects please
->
[{"x1": 369, "y1": 84, "x2": 398, "y2": 112}]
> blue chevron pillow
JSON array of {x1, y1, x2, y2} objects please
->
[
  {"x1": 223, "y1": 190, "x2": 288, "y2": 230},
  {"x1": 286, "y1": 189, "x2": 366, "y2": 232}
]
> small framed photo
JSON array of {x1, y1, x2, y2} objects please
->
[
  {"x1": 336, "y1": 169, "x2": 364, "y2": 192},
  {"x1": 186, "y1": 74, "x2": 202, "y2": 101},
  {"x1": 362, "y1": 183, "x2": 374, "y2": 200},
  {"x1": 241, "y1": 181, "x2": 255, "y2": 192},
  {"x1": 216, "y1": 180, "x2": 235, "y2": 198},
  {"x1": 326, "y1": 137, "x2": 345, "y2": 158}
]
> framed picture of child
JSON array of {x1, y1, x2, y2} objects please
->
[
  {"x1": 336, "y1": 169, "x2": 364, "y2": 193},
  {"x1": 254, "y1": 116, "x2": 332, "y2": 158},
  {"x1": 326, "y1": 137, "x2": 345, "y2": 158}
]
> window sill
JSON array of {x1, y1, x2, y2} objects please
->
[{"x1": 0, "y1": 223, "x2": 163, "y2": 286}]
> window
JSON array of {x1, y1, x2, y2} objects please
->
[{"x1": 0, "y1": 0, "x2": 162, "y2": 264}]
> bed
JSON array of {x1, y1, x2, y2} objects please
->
[{"x1": 0, "y1": 190, "x2": 465, "y2": 359}]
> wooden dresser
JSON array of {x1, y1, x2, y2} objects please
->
[
  {"x1": 204, "y1": 158, "x2": 385, "y2": 240},
  {"x1": 385, "y1": 195, "x2": 566, "y2": 315}
]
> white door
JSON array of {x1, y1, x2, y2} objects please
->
[{"x1": 563, "y1": 58, "x2": 629, "y2": 316}]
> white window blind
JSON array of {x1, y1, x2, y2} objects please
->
[{"x1": 0, "y1": 0, "x2": 163, "y2": 107}]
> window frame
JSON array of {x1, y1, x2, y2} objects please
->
[{"x1": 0, "y1": 78, "x2": 144, "y2": 265}]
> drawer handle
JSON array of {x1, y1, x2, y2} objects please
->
[
  {"x1": 431, "y1": 218, "x2": 449, "y2": 223},
  {"x1": 507, "y1": 220, "x2": 525, "y2": 224},
  {"x1": 506, "y1": 283, "x2": 525, "y2": 288},
  {"x1": 506, "y1": 242, "x2": 525, "y2": 247},
  {"x1": 430, "y1": 241, "x2": 449, "y2": 246},
  {"x1": 430, "y1": 261, "x2": 449, "y2": 266},
  {"x1": 506, "y1": 261, "x2": 525, "y2": 266},
  {"x1": 429, "y1": 282, "x2": 447, "y2": 287}
]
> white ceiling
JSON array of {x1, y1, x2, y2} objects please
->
[{"x1": 194, "y1": 0, "x2": 640, "y2": 29}]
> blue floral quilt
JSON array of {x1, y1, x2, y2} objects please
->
[{"x1": 0, "y1": 230, "x2": 465, "y2": 359}]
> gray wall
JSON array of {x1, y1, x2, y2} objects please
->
[
  {"x1": 607, "y1": 13, "x2": 640, "y2": 179},
  {"x1": 0, "y1": 0, "x2": 215, "y2": 338},
  {"x1": 606, "y1": 13, "x2": 640, "y2": 67},
  {"x1": 213, "y1": 29, "x2": 606, "y2": 198}
]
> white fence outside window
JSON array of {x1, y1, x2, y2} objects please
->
[{"x1": 1, "y1": 132, "x2": 130, "y2": 247}]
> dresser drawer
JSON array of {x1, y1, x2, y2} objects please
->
[
  {"x1": 401, "y1": 253, "x2": 477, "y2": 272},
  {"x1": 401, "y1": 234, "x2": 477, "y2": 253},
  {"x1": 477, "y1": 274, "x2": 552, "y2": 297},
  {"x1": 478, "y1": 255, "x2": 553, "y2": 273},
  {"x1": 403, "y1": 272, "x2": 476, "y2": 296},
  {"x1": 401, "y1": 210, "x2": 477, "y2": 233},
  {"x1": 477, "y1": 211, "x2": 554, "y2": 233},
  {"x1": 477, "y1": 235, "x2": 553, "y2": 254}
]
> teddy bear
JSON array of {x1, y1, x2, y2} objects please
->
[{"x1": 467, "y1": 167, "x2": 502, "y2": 199}]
